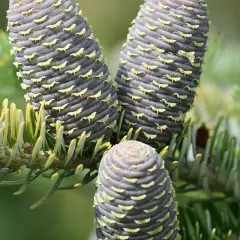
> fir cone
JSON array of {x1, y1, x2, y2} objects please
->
[
  {"x1": 7, "y1": 0, "x2": 119, "y2": 144},
  {"x1": 94, "y1": 140, "x2": 180, "y2": 240},
  {"x1": 116, "y1": 0, "x2": 209, "y2": 149}
]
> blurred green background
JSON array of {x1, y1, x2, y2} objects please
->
[{"x1": 0, "y1": 1, "x2": 239, "y2": 240}]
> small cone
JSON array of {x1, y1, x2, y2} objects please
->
[{"x1": 94, "y1": 140, "x2": 180, "y2": 239}]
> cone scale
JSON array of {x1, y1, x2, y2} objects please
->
[{"x1": 116, "y1": 0, "x2": 209, "y2": 149}]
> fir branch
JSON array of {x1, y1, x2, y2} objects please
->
[
  {"x1": 0, "y1": 99, "x2": 110, "y2": 172},
  {"x1": 163, "y1": 118, "x2": 240, "y2": 200},
  {"x1": 0, "y1": 97, "x2": 239, "y2": 210},
  {"x1": 0, "y1": 99, "x2": 110, "y2": 209}
]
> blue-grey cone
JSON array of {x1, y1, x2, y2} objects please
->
[
  {"x1": 116, "y1": 0, "x2": 209, "y2": 149},
  {"x1": 7, "y1": 0, "x2": 119, "y2": 145},
  {"x1": 94, "y1": 140, "x2": 180, "y2": 240}
]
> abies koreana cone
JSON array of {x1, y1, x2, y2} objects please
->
[
  {"x1": 94, "y1": 140, "x2": 180, "y2": 240},
  {"x1": 7, "y1": 0, "x2": 119, "y2": 145},
  {"x1": 116, "y1": 0, "x2": 209, "y2": 149}
]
